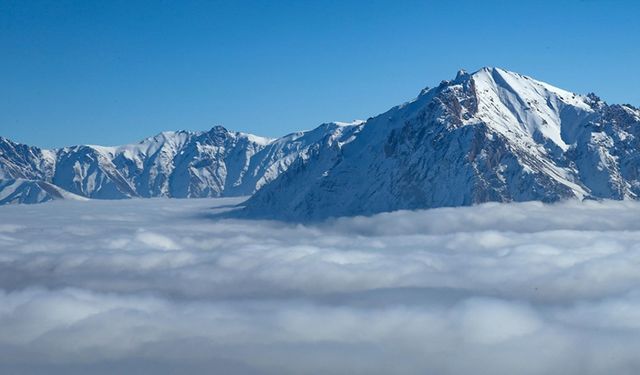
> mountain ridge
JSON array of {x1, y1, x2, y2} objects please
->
[
  {"x1": 0, "y1": 122, "x2": 364, "y2": 203},
  {"x1": 1, "y1": 67, "x2": 639, "y2": 217},
  {"x1": 241, "y1": 67, "x2": 640, "y2": 220}
]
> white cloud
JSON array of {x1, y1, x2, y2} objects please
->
[{"x1": 0, "y1": 198, "x2": 640, "y2": 374}]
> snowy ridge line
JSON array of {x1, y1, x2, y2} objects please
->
[
  {"x1": 0, "y1": 121, "x2": 364, "y2": 204},
  {"x1": 1, "y1": 67, "x2": 640, "y2": 216}
]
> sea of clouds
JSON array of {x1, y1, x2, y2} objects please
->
[{"x1": 1, "y1": 198, "x2": 640, "y2": 374}]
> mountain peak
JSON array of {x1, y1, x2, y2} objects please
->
[
  {"x1": 209, "y1": 125, "x2": 229, "y2": 134},
  {"x1": 241, "y1": 67, "x2": 640, "y2": 220},
  {"x1": 413, "y1": 67, "x2": 595, "y2": 151},
  {"x1": 455, "y1": 69, "x2": 469, "y2": 80},
  {"x1": 455, "y1": 66, "x2": 594, "y2": 150}
]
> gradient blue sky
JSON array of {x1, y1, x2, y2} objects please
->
[{"x1": 1, "y1": 0, "x2": 638, "y2": 148}]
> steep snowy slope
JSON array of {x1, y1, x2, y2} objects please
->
[{"x1": 243, "y1": 67, "x2": 640, "y2": 220}]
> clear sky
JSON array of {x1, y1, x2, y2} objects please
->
[{"x1": 1, "y1": 0, "x2": 639, "y2": 148}]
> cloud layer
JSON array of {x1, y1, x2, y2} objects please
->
[{"x1": 1, "y1": 198, "x2": 640, "y2": 374}]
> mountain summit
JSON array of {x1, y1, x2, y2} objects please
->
[
  {"x1": 1, "y1": 67, "x2": 639, "y2": 217},
  {"x1": 242, "y1": 67, "x2": 640, "y2": 220}
]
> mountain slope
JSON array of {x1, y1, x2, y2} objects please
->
[
  {"x1": 0, "y1": 137, "x2": 55, "y2": 180},
  {"x1": 0, "y1": 179, "x2": 87, "y2": 205},
  {"x1": 242, "y1": 67, "x2": 640, "y2": 220}
]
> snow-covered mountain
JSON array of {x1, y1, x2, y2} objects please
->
[
  {"x1": 0, "y1": 122, "x2": 364, "y2": 204},
  {"x1": 2, "y1": 67, "x2": 639, "y2": 216},
  {"x1": 242, "y1": 68, "x2": 640, "y2": 220}
]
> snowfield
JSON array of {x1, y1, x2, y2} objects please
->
[{"x1": 1, "y1": 198, "x2": 640, "y2": 374}]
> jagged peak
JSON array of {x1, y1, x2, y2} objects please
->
[
  {"x1": 455, "y1": 69, "x2": 469, "y2": 81},
  {"x1": 209, "y1": 125, "x2": 229, "y2": 134},
  {"x1": 206, "y1": 125, "x2": 274, "y2": 145},
  {"x1": 0, "y1": 136, "x2": 13, "y2": 146},
  {"x1": 397, "y1": 67, "x2": 599, "y2": 151}
]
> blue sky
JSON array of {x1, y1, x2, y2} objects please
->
[{"x1": 1, "y1": 0, "x2": 638, "y2": 148}]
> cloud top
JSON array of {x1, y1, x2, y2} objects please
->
[{"x1": 1, "y1": 198, "x2": 640, "y2": 374}]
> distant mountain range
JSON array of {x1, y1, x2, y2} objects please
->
[
  {"x1": 0, "y1": 122, "x2": 363, "y2": 205},
  {"x1": 2, "y1": 67, "x2": 639, "y2": 220}
]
